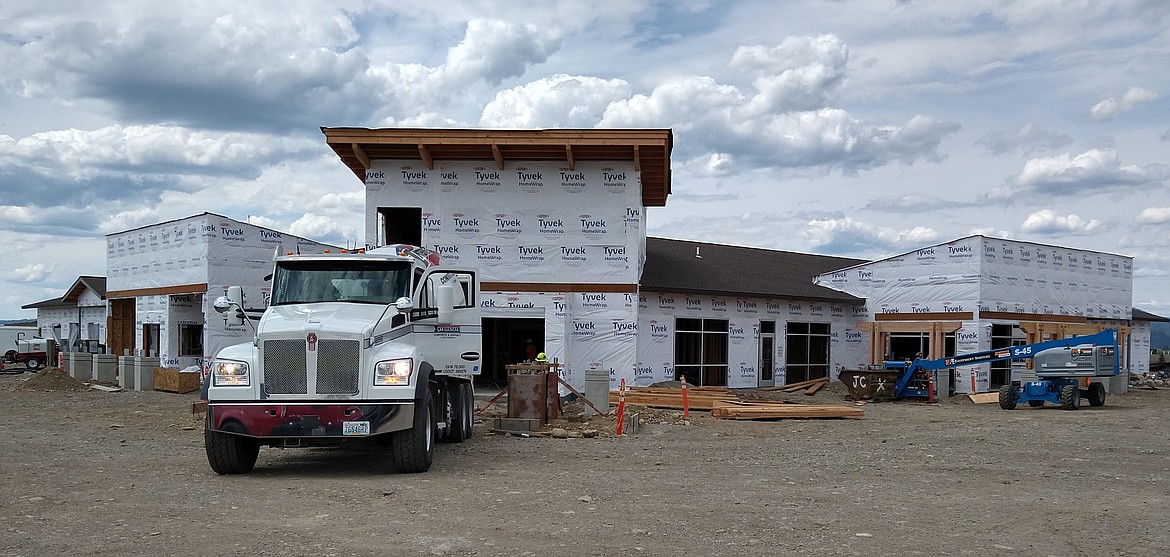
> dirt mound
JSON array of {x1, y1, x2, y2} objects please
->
[{"x1": 17, "y1": 367, "x2": 91, "y2": 392}]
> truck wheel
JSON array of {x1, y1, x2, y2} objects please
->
[
  {"x1": 460, "y1": 382, "x2": 475, "y2": 441},
  {"x1": 1027, "y1": 400, "x2": 1045, "y2": 408},
  {"x1": 997, "y1": 385, "x2": 1017, "y2": 410},
  {"x1": 445, "y1": 381, "x2": 474, "y2": 443},
  {"x1": 1087, "y1": 382, "x2": 1106, "y2": 407},
  {"x1": 442, "y1": 383, "x2": 468, "y2": 444},
  {"x1": 1059, "y1": 384, "x2": 1080, "y2": 410},
  {"x1": 390, "y1": 389, "x2": 435, "y2": 473},
  {"x1": 205, "y1": 418, "x2": 260, "y2": 475},
  {"x1": 26, "y1": 357, "x2": 40, "y2": 370}
]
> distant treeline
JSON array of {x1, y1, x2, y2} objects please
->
[{"x1": 1152, "y1": 321, "x2": 1170, "y2": 350}]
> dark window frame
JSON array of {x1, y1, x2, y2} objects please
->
[{"x1": 674, "y1": 318, "x2": 729, "y2": 387}]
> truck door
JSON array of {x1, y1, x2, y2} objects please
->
[{"x1": 411, "y1": 268, "x2": 483, "y2": 376}]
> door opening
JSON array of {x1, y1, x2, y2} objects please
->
[
  {"x1": 480, "y1": 317, "x2": 545, "y2": 389},
  {"x1": 377, "y1": 207, "x2": 422, "y2": 247},
  {"x1": 759, "y1": 321, "x2": 775, "y2": 387},
  {"x1": 141, "y1": 323, "x2": 160, "y2": 358}
]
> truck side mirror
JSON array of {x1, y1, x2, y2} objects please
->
[
  {"x1": 213, "y1": 286, "x2": 245, "y2": 326},
  {"x1": 393, "y1": 297, "x2": 414, "y2": 312},
  {"x1": 436, "y1": 283, "x2": 455, "y2": 324}
]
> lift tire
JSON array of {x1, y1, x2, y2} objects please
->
[
  {"x1": 1087, "y1": 382, "x2": 1106, "y2": 407},
  {"x1": 998, "y1": 385, "x2": 1018, "y2": 410},
  {"x1": 26, "y1": 358, "x2": 40, "y2": 370},
  {"x1": 390, "y1": 389, "x2": 435, "y2": 473},
  {"x1": 1059, "y1": 384, "x2": 1080, "y2": 410},
  {"x1": 1027, "y1": 400, "x2": 1045, "y2": 408},
  {"x1": 205, "y1": 418, "x2": 260, "y2": 475},
  {"x1": 4, "y1": 349, "x2": 16, "y2": 362}
]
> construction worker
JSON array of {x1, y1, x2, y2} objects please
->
[{"x1": 526, "y1": 338, "x2": 537, "y2": 361}]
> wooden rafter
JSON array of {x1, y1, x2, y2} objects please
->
[
  {"x1": 351, "y1": 143, "x2": 370, "y2": 169},
  {"x1": 491, "y1": 143, "x2": 504, "y2": 170},
  {"x1": 321, "y1": 127, "x2": 674, "y2": 206},
  {"x1": 418, "y1": 144, "x2": 434, "y2": 170}
]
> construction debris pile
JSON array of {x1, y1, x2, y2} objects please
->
[
  {"x1": 479, "y1": 379, "x2": 863, "y2": 438},
  {"x1": 16, "y1": 367, "x2": 91, "y2": 392},
  {"x1": 1130, "y1": 370, "x2": 1169, "y2": 389}
]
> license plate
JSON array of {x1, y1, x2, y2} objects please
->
[{"x1": 342, "y1": 421, "x2": 370, "y2": 436}]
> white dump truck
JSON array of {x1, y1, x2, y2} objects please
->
[{"x1": 204, "y1": 245, "x2": 482, "y2": 474}]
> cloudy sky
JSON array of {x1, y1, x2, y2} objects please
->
[{"x1": 1, "y1": 0, "x2": 1168, "y2": 320}]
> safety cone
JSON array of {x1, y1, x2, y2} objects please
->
[{"x1": 615, "y1": 378, "x2": 627, "y2": 436}]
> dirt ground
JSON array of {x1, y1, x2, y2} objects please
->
[{"x1": 2, "y1": 369, "x2": 1168, "y2": 557}]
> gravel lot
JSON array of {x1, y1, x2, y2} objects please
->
[{"x1": 2, "y1": 370, "x2": 1168, "y2": 557}]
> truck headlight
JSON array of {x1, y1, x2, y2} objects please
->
[
  {"x1": 374, "y1": 359, "x2": 413, "y2": 386},
  {"x1": 211, "y1": 360, "x2": 250, "y2": 387}
]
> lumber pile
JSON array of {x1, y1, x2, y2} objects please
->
[
  {"x1": 710, "y1": 400, "x2": 863, "y2": 420},
  {"x1": 760, "y1": 377, "x2": 830, "y2": 395},
  {"x1": 612, "y1": 386, "x2": 736, "y2": 410},
  {"x1": 968, "y1": 392, "x2": 999, "y2": 404}
]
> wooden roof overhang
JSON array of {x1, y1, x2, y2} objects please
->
[{"x1": 322, "y1": 128, "x2": 673, "y2": 207}]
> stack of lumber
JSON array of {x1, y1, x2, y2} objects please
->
[
  {"x1": 760, "y1": 377, "x2": 830, "y2": 395},
  {"x1": 710, "y1": 400, "x2": 864, "y2": 420},
  {"x1": 612, "y1": 386, "x2": 736, "y2": 410}
]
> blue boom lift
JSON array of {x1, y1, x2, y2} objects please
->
[{"x1": 886, "y1": 329, "x2": 1119, "y2": 410}]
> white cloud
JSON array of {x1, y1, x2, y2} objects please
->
[
  {"x1": 975, "y1": 124, "x2": 1073, "y2": 155},
  {"x1": 480, "y1": 74, "x2": 631, "y2": 128},
  {"x1": 600, "y1": 77, "x2": 959, "y2": 173},
  {"x1": 1088, "y1": 87, "x2": 1158, "y2": 121},
  {"x1": 444, "y1": 20, "x2": 561, "y2": 86},
  {"x1": 287, "y1": 213, "x2": 359, "y2": 246},
  {"x1": 11, "y1": 263, "x2": 54, "y2": 283},
  {"x1": 730, "y1": 34, "x2": 848, "y2": 114},
  {"x1": 1135, "y1": 207, "x2": 1170, "y2": 224},
  {"x1": 244, "y1": 215, "x2": 280, "y2": 230},
  {"x1": 0, "y1": 125, "x2": 313, "y2": 178},
  {"x1": 97, "y1": 207, "x2": 160, "y2": 234},
  {"x1": 1019, "y1": 209, "x2": 1102, "y2": 235},
  {"x1": 968, "y1": 227, "x2": 1014, "y2": 239},
  {"x1": 802, "y1": 217, "x2": 939, "y2": 254},
  {"x1": 987, "y1": 148, "x2": 1162, "y2": 198}
]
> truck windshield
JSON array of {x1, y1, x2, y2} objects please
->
[{"x1": 271, "y1": 260, "x2": 412, "y2": 305}]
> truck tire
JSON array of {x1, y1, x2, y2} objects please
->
[
  {"x1": 390, "y1": 389, "x2": 435, "y2": 473},
  {"x1": 444, "y1": 381, "x2": 474, "y2": 443},
  {"x1": 205, "y1": 418, "x2": 260, "y2": 475},
  {"x1": 439, "y1": 384, "x2": 461, "y2": 444},
  {"x1": 460, "y1": 382, "x2": 475, "y2": 441},
  {"x1": 997, "y1": 385, "x2": 1017, "y2": 410},
  {"x1": 1059, "y1": 384, "x2": 1080, "y2": 410},
  {"x1": 1087, "y1": 382, "x2": 1106, "y2": 407}
]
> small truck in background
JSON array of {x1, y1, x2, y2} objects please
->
[{"x1": 204, "y1": 245, "x2": 482, "y2": 474}]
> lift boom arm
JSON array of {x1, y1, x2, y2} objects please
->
[{"x1": 894, "y1": 329, "x2": 1119, "y2": 398}]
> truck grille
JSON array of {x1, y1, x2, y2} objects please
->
[{"x1": 262, "y1": 338, "x2": 360, "y2": 396}]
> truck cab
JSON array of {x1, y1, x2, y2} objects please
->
[{"x1": 204, "y1": 245, "x2": 481, "y2": 474}]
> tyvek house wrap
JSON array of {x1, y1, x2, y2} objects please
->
[
  {"x1": 106, "y1": 213, "x2": 336, "y2": 369},
  {"x1": 812, "y1": 235, "x2": 1132, "y2": 320}
]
